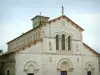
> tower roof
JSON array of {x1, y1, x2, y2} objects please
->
[{"x1": 31, "y1": 15, "x2": 50, "y2": 20}]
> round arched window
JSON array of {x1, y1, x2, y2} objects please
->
[{"x1": 62, "y1": 34, "x2": 65, "y2": 50}]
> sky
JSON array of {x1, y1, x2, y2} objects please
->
[{"x1": 0, "y1": 0, "x2": 100, "y2": 53}]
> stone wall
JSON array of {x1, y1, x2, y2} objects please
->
[{"x1": 0, "y1": 53, "x2": 15, "y2": 75}]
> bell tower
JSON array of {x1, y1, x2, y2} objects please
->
[{"x1": 31, "y1": 14, "x2": 50, "y2": 29}]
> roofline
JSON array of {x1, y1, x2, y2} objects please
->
[
  {"x1": 31, "y1": 15, "x2": 50, "y2": 20},
  {"x1": 3, "y1": 42, "x2": 100, "y2": 56},
  {"x1": 83, "y1": 42, "x2": 99, "y2": 55},
  {"x1": 64, "y1": 15, "x2": 84, "y2": 31},
  {"x1": 4, "y1": 39, "x2": 43, "y2": 56},
  {"x1": 48, "y1": 15, "x2": 84, "y2": 31},
  {"x1": 0, "y1": 50, "x2": 15, "y2": 56},
  {"x1": 7, "y1": 25, "x2": 42, "y2": 44},
  {"x1": 7, "y1": 15, "x2": 84, "y2": 44}
]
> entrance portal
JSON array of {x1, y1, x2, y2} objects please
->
[
  {"x1": 87, "y1": 71, "x2": 91, "y2": 75},
  {"x1": 61, "y1": 71, "x2": 67, "y2": 75},
  {"x1": 27, "y1": 73, "x2": 34, "y2": 75},
  {"x1": 57, "y1": 58, "x2": 73, "y2": 75}
]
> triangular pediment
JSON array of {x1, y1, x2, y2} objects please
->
[{"x1": 47, "y1": 15, "x2": 84, "y2": 32}]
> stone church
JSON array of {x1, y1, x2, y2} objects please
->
[{"x1": 0, "y1": 7, "x2": 100, "y2": 75}]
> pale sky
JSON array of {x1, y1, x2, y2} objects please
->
[{"x1": 0, "y1": 0, "x2": 100, "y2": 53}]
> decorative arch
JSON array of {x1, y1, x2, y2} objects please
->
[
  {"x1": 61, "y1": 31, "x2": 68, "y2": 38},
  {"x1": 5, "y1": 68, "x2": 11, "y2": 75},
  {"x1": 53, "y1": 32, "x2": 61, "y2": 38},
  {"x1": 67, "y1": 33, "x2": 74, "y2": 39},
  {"x1": 53, "y1": 31, "x2": 68, "y2": 38},
  {"x1": 85, "y1": 62, "x2": 94, "y2": 71},
  {"x1": 57, "y1": 58, "x2": 74, "y2": 72},
  {"x1": 24, "y1": 61, "x2": 39, "y2": 74},
  {"x1": 85, "y1": 62, "x2": 95, "y2": 75},
  {"x1": 54, "y1": 32, "x2": 75, "y2": 51}
]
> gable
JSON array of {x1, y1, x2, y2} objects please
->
[
  {"x1": 83, "y1": 43, "x2": 98, "y2": 56},
  {"x1": 47, "y1": 15, "x2": 84, "y2": 32},
  {"x1": 44, "y1": 15, "x2": 83, "y2": 41}
]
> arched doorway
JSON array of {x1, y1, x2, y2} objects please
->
[
  {"x1": 85, "y1": 62, "x2": 95, "y2": 75},
  {"x1": 60, "y1": 61, "x2": 69, "y2": 75},
  {"x1": 24, "y1": 61, "x2": 39, "y2": 75},
  {"x1": 87, "y1": 64, "x2": 92, "y2": 75},
  {"x1": 61, "y1": 71, "x2": 67, "y2": 75},
  {"x1": 7, "y1": 69, "x2": 10, "y2": 75},
  {"x1": 27, "y1": 65, "x2": 35, "y2": 75},
  {"x1": 5, "y1": 68, "x2": 11, "y2": 75},
  {"x1": 57, "y1": 58, "x2": 74, "y2": 75}
]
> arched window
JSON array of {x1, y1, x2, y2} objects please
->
[
  {"x1": 34, "y1": 33, "x2": 35, "y2": 40},
  {"x1": 62, "y1": 34, "x2": 65, "y2": 50},
  {"x1": 7, "y1": 69, "x2": 10, "y2": 75},
  {"x1": 68, "y1": 36, "x2": 71, "y2": 50},
  {"x1": 38, "y1": 31, "x2": 40, "y2": 39},
  {"x1": 36, "y1": 32, "x2": 37, "y2": 40},
  {"x1": 56, "y1": 35, "x2": 59, "y2": 50},
  {"x1": 23, "y1": 38, "x2": 25, "y2": 45},
  {"x1": 40, "y1": 21, "x2": 42, "y2": 25}
]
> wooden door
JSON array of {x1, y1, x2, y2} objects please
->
[
  {"x1": 27, "y1": 73, "x2": 34, "y2": 75},
  {"x1": 61, "y1": 71, "x2": 67, "y2": 75},
  {"x1": 87, "y1": 71, "x2": 91, "y2": 75}
]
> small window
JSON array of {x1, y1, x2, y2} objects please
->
[
  {"x1": 35, "y1": 32, "x2": 37, "y2": 40},
  {"x1": 68, "y1": 36, "x2": 71, "y2": 50},
  {"x1": 49, "y1": 42, "x2": 52, "y2": 50},
  {"x1": 34, "y1": 22, "x2": 36, "y2": 28},
  {"x1": 34, "y1": 33, "x2": 35, "y2": 40},
  {"x1": 35, "y1": 22, "x2": 37, "y2": 26},
  {"x1": 36, "y1": 32, "x2": 37, "y2": 40},
  {"x1": 23, "y1": 38, "x2": 25, "y2": 45},
  {"x1": 40, "y1": 21, "x2": 42, "y2": 25},
  {"x1": 29, "y1": 36, "x2": 31, "y2": 43},
  {"x1": 30, "y1": 36, "x2": 32, "y2": 42},
  {"x1": 7, "y1": 69, "x2": 10, "y2": 75},
  {"x1": 76, "y1": 44, "x2": 79, "y2": 51},
  {"x1": 38, "y1": 31, "x2": 40, "y2": 39},
  {"x1": 42, "y1": 21, "x2": 44, "y2": 24},
  {"x1": 27, "y1": 37, "x2": 29, "y2": 43},
  {"x1": 33, "y1": 22, "x2": 35, "y2": 28}
]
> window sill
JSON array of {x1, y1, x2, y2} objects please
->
[{"x1": 56, "y1": 50, "x2": 73, "y2": 54}]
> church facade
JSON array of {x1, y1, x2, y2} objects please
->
[{"x1": 0, "y1": 11, "x2": 100, "y2": 75}]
